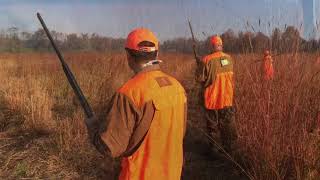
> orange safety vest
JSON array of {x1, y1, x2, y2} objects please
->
[
  {"x1": 202, "y1": 52, "x2": 234, "y2": 110},
  {"x1": 118, "y1": 70, "x2": 186, "y2": 180},
  {"x1": 263, "y1": 55, "x2": 274, "y2": 80}
]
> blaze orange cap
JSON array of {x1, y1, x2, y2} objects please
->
[
  {"x1": 264, "y1": 50, "x2": 270, "y2": 56},
  {"x1": 125, "y1": 28, "x2": 159, "y2": 52},
  {"x1": 211, "y1": 35, "x2": 223, "y2": 46}
]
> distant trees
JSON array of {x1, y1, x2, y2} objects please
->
[
  {"x1": 65, "y1": 33, "x2": 85, "y2": 51},
  {"x1": 26, "y1": 29, "x2": 51, "y2": 51},
  {"x1": 0, "y1": 27, "x2": 22, "y2": 52},
  {"x1": 271, "y1": 28, "x2": 282, "y2": 53},
  {"x1": 7, "y1": 27, "x2": 21, "y2": 52},
  {"x1": 281, "y1": 26, "x2": 302, "y2": 53},
  {"x1": 221, "y1": 29, "x2": 237, "y2": 53},
  {"x1": 161, "y1": 38, "x2": 194, "y2": 53},
  {"x1": 0, "y1": 28, "x2": 126, "y2": 53},
  {"x1": 0, "y1": 26, "x2": 319, "y2": 54},
  {"x1": 161, "y1": 26, "x2": 320, "y2": 54},
  {"x1": 252, "y1": 32, "x2": 270, "y2": 53}
]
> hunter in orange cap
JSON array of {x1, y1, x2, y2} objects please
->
[
  {"x1": 86, "y1": 28, "x2": 187, "y2": 180},
  {"x1": 211, "y1": 35, "x2": 223, "y2": 46},
  {"x1": 262, "y1": 50, "x2": 274, "y2": 81},
  {"x1": 125, "y1": 28, "x2": 159, "y2": 52},
  {"x1": 196, "y1": 35, "x2": 237, "y2": 157}
]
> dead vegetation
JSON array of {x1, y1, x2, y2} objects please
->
[{"x1": 0, "y1": 52, "x2": 319, "y2": 179}]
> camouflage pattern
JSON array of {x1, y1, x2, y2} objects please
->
[{"x1": 205, "y1": 107, "x2": 238, "y2": 154}]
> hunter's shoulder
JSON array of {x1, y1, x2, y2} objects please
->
[
  {"x1": 203, "y1": 52, "x2": 231, "y2": 63},
  {"x1": 119, "y1": 70, "x2": 184, "y2": 93},
  {"x1": 164, "y1": 73, "x2": 185, "y2": 91},
  {"x1": 220, "y1": 52, "x2": 232, "y2": 59},
  {"x1": 118, "y1": 72, "x2": 151, "y2": 93},
  {"x1": 150, "y1": 70, "x2": 185, "y2": 92},
  {"x1": 118, "y1": 70, "x2": 165, "y2": 94},
  {"x1": 202, "y1": 54, "x2": 214, "y2": 63}
]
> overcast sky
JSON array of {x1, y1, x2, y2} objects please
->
[{"x1": 0, "y1": 0, "x2": 314, "y2": 40}]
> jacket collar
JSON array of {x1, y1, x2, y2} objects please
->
[{"x1": 136, "y1": 64, "x2": 161, "y2": 75}]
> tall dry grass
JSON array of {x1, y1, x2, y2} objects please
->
[
  {"x1": 232, "y1": 53, "x2": 320, "y2": 179},
  {"x1": 0, "y1": 51, "x2": 319, "y2": 179}
]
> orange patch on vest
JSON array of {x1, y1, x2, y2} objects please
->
[{"x1": 155, "y1": 76, "x2": 172, "y2": 87}]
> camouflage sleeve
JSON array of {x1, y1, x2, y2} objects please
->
[
  {"x1": 195, "y1": 59, "x2": 208, "y2": 83},
  {"x1": 87, "y1": 92, "x2": 155, "y2": 158},
  {"x1": 203, "y1": 60, "x2": 217, "y2": 88}
]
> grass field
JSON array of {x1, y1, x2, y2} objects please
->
[{"x1": 0, "y1": 52, "x2": 319, "y2": 179}]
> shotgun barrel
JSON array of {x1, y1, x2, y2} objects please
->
[
  {"x1": 188, "y1": 19, "x2": 200, "y2": 63},
  {"x1": 37, "y1": 12, "x2": 94, "y2": 118}
]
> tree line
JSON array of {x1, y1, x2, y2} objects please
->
[{"x1": 0, "y1": 26, "x2": 319, "y2": 54}]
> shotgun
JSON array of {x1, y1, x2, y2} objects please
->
[
  {"x1": 36, "y1": 12, "x2": 94, "y2": 119},
  {"x1": 253, "y1": 53, "x2": 282, "y2": 63},
  {"x1": 188, "y1": 19, "x2": 200, "y2": 63}
]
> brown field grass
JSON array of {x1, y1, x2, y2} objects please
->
[{"x1": 0, "y1": 51, "x2": 319, "y2": 179}]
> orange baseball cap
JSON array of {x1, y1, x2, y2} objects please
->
[
  {"x1": 264, "y1": 50, "x2": 270, "y2": 56},
  {"x1": 125, "y1": 28, "x2": 159, "y2": 52},
  {"x1": 211, "y1": 35, "x2": 223, "y2": 46}
]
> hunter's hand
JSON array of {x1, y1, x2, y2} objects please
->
[
  {"x1": 85, "y1": 115, "x2": 100, "y2": 141},
  {"x1": 85, "y1": 115, "x2": 109, "y2": 156},
  {"x1": 85, "y1": 115, "x2": 99, "y2": 129}
]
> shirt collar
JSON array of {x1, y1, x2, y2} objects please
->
[{"x1": 137, "y1": 64, "x2": 161, "y2": 75}]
